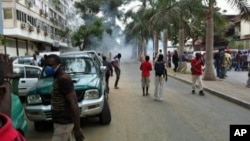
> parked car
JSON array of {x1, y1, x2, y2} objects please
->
[
  {"x1": 12, "y1": 56, "x2": 42, "y2": 65},
  {"x1": 25, "y1": 51, "x2": 111, "y2": 131},
  {"x1": 11, "y1": 93, "x2": 28, "y2": 136},
  {"x1": 13, "y1": 64, "x2": 42, "y2": 97}
]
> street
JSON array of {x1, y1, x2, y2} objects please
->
[{"x1": 26, "y1": 62, "x2": 250, "y2": 141}]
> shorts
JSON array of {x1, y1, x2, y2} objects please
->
[{"x1": 141, "y1": 76, "x2": 150, "y2": 87}]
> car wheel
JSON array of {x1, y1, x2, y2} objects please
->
[
  {"x1": 34, "y1": 121, "x2": 46, "y2": 131},
  {"x1": 99, "y1": 99, "x2": 111, "y2": 125}
]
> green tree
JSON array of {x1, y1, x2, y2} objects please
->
[
  {"x1": 71, "y1": 18, "x2": 106, "y2": 50},
  {"x1": 203, "y1": 0, "x2": 250, "y2": 80}
]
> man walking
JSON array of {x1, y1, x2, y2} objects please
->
[
  {"x1": 44, "y1": 54, "x2": 84, "y2": 141},
  {"x1": 113, "y1": 53, "x2": 122, "y2": 89},
  {"x1": 140, "y1": 55, "x2": 152, "y2": 96},
  {"x1": 172, "y1": 50, "x2": 179, "y2": 72},
  {"x1": 102, "y1": 56, "x2": 113, "y2": 93},
  {"x1": 154, "y1": 54, "x2": 167, "y2": 101},
  {"x1": 191, "y1": 53, "x2": 205, "y2": 96}
]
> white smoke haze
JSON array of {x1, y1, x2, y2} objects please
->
[{"x1": 86, "y1": 1, "x2": 143, "y2": 63}]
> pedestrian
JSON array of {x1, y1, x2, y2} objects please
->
[
  {"x1": 154, "y1": 54, "x2": 167, "y2": 101},
  {"x1": 30, "y1": 54, "x2": 38, "y2": 66},
  {"x1": 112, "y1": 53, "x2": 122, "y2": 89},
  {"x1": 235, "y1": 51, "x2": 242, "y2": 71},
  {"x1": 40, "y1": 54, "x2": 47, "y2": 67},
  {"x1": 167, "y1": 51, "x2": 172, "y2": 68},
  {"x1": 214, "y1": 49, "x2": 221, "y2": 77},
  {"x1": 0, "y1": 54, "x2": 26, "y2": 141},
  {"x1": 102, "y1": 56, "x2": 113, "y2": 94},
  {"x1": 154, "y1": 49, "x2": 163, "y2": 62},
  {"x1": 191, "y1": 53, "x2": 205, "y2": 95},
  {"x1": 44, "y1": 54, "x2": 85, "y2": 141},
  {"x1": 246, "y1": 68, "x2": 250, "y2": 88},
  {"x1": 180, "y1": 51, "x2": 188, "y2": 74},
  {"x1": 172, "y1": 50, "x2": 179, "y2": 72},
  {"x1": 140, "y1": 55, "x2": 152, "y2": 96}
]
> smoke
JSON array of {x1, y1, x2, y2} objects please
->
[{"x1": 86, "y1": 1, "x2": 142, "y2": 63}]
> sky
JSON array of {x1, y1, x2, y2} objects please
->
[{"x1": 216, "y1": 0, "x2": 239, "y2": 15}]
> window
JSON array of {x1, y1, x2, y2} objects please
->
[
  {"x1": 3, "y1": 9, "x2": 12, "y2": 19},
  {"x1": 26, "y1": 67, "x2": 41, "y2": 78},
  {"x1": 13, "y1": 67, "x2": 25, "y2": 78},
  {"x1": 16, "y1": 10, "x2": 22, "y2": 21}
]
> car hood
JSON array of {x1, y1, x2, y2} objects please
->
[{"x1": 28, "y1": 74, "x2": 100, "y2": 95}]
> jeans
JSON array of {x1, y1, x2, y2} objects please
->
[
  {"x1": 235, "y1": 62, "x2": 241, "y2": 71},
  {"x1": 215, "y1": 62, "x2": 221, "y2": 77},
  {"x1": 114, "y1": 68, "x2": 120, "y2": 87},
  {"x1": 154, "y1": 76, "x2": 164, "y2": 100}
]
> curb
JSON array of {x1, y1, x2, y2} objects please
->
[{"x1": 168, "y1": 74, "x2": 250, "y2": 110}]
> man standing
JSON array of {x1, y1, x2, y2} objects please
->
[
  {"x1": 102, "y1": 56, "x2": 113, "y2": 94},
  {"x1": 167, "y1": 51, "x2": 172, "y2": 68},
  {"x1": 154, "y1": 54, "x2": 167, "y2": 101},
  {"x1": 44, "y1": 54, "x2": 84, "y2": 141},
  {"x1": 112, "y1": 53, "x2": 122, "y2": 89},
  {"x1": 172, "y1": 50, "x2": 179, "y2": 72},
  {"x1": 0, "y1": 54, "x2": 26, "y2": 141},
  {"x1": 191, "y1": 53, "x2": 205, "y2": 95},
  {"x1": 140, "y1": 55, "x2": 152, "y2": 96}
]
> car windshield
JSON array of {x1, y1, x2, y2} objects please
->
[{"x1": 61, "y1": 57, "x2": 97, "y2": 74}]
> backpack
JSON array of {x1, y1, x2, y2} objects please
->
[{"x1": 154, "y1": 61, "x2": 165, "y2": 76}]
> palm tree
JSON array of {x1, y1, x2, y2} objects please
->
[{"x1": 203, "y1": 0, "x2": 250, "y2": 80}]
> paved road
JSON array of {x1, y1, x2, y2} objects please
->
[{"x1": 26, "y1": 63, "x2": 250, "y2": 141}]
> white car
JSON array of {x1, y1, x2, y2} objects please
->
[{"x1": 13, "y1": 64, "x2": 42, "y2": 97}]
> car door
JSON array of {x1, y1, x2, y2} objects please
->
[
  {"x1": 13, "y1": 66, "x2": 26, "y2": 96},
  {"x1": 24, "y1": 67, "x2": 41, "y2": 94}
]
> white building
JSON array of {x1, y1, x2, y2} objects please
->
[{"x1": 1, "y1": 0, "x2": 71, "y2": 56}]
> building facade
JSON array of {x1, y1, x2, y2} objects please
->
[{"x1": 1, "y1": 0, "x2": 70, "y2": 56}]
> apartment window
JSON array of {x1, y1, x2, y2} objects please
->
[
  {"x1": 22, "y1": 12, "x2": 27, "y2": 22},
  {"x1": 16, "y1": 10, "x2": 21, "y2": 21},
  {"x1": 3, "y1": 9, "x2": 12, "y2": 19}
]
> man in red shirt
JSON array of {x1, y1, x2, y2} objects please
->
[
  {"x1": 140, "y1": 55, "x2": 152, "y2": 96},
  {"x1": 191, "y1": 53, "x2": 205, "y2": 95},
  {"x1": 0, "y1": 54, "x2": 26, "y2": 141}
]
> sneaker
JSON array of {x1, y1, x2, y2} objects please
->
[
  {"x1": 192, "y1": 90, "x2": 195, "y2": 94},
  {"x1": 199, "y1": 90, "x2": 205, "y2": 96},
  {"x1": 114, "y1": 86, "x2": 119, "y2": 89}
]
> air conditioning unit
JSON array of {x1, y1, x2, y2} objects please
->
[
  {"x1": 37, "y1": 26, "x2": 40, "y2": 33},
  {"x1": 29, "y1": 25, "x2": 34, "y2": 32},
  {"x1": 21, "y1": 23, "x2": 26, "y2": 29},
  {"x1": 44, "y1": 31, "x2": 48, "y2": 36},
  {"x1": 39, "y1": 9, "x2": 44, "y2": 15}
]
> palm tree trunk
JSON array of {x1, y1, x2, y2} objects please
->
[
  {"x1": 153, "y1": 31, "x2": 159, "y2": 60},
  {"x1": 178, "y1": 17, "x2": 185, "y2": 72},
  {"x1": 163, "y1": 29, "x2": 168, "y2": 62},
  {"x1": 203, "y1": 1, "x2": 216, "y2": 80},
  {"x1": 143, "y1": 38, "x2": 147, "y2": 56}
]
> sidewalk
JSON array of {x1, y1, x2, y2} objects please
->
[{"x1": 168, "y1": 69, "x2": 250, "y2": 110}]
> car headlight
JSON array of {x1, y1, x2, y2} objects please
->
[
  {"x1": 27, "y1": 95, "x2": 42, "y2": 104},
  {"x1": 84, "y1": 89, "x2": 99, "y2": 100}
]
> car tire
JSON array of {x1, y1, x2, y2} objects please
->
[
  {"x1": 99, "y1": 99, "x2": 111, "y2": 125},
  {"x1": 34, "y1": 121, "x2": 45, "y2": 131}
]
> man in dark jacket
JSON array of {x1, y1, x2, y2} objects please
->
[
  {"x1": 102, "y1": 56, "x2": 113, "y2": 93},
  {"x1": 172, "y1": 50, "x2": 179, "y2": 72}
]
